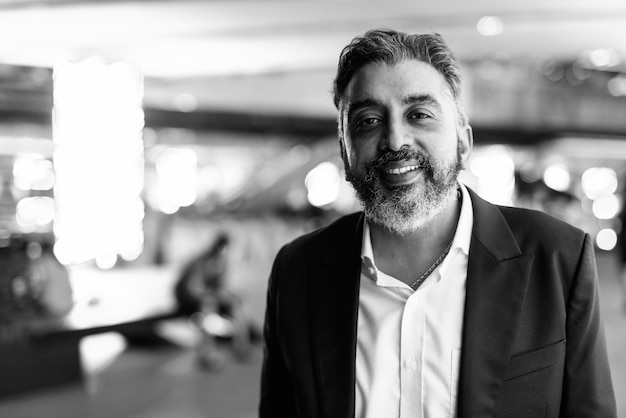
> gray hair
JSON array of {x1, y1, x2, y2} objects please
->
[{"x1": 332, "y1": 29, "x2": 467, "y2": 127}]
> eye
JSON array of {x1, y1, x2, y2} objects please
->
[
  {"x1": 407, "y1": 111, "x2": 431, "y2": 120},
  {"x1": 352, "y1": 116, "x2": 382, "y2": 132},
  {"x1": 361, "y1": 117, "x2": 380, "y2": 126}
]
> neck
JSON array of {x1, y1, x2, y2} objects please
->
[{"x1": 369, "y1": 192, "x2": 461, "y2": 285}]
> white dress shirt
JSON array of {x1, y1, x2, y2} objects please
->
[{"x1": 355, "y1": 184, "x2": 474, "y2": 418}]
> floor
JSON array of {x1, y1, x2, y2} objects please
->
[
  {"x1": 0, "y1": 335, "x2": 263, "y2": 418},
  {"x1": 0, "y1": 252, "x2": 625, "y2": 418}
]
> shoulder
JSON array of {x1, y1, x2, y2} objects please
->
[
  {"x1": 499, "y1": 205, "x2": 586, "y2": 248},
  {"x1": 270, "y1": 211, "x2": 362, "y2": 280},
  {"x1": 493, "y1": 205, "x2": 591, "y2": 274},
  {"x1": 498, "y1": 204, "x2": 584, "y2": 239},
  {"x1": 471, "y1": 198, "x2": 593, "y2": 295},
  {"x1": 469, "y1": 187, "x2": 587, "y2": 256},
  {"x1": 267, "y1": 212, "x2": 362, "y2": 296},
  {"x1": 277, "y1": 212, "x2": 363, "y2": 263}
]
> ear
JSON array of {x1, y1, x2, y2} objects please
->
[
  {"x1": 457, "y1": 124, "x2": 473, "y2": 167},
  {"x1": 337, "y1": 114, "x2": 349, "y2": 166}
]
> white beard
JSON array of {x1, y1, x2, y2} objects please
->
[
  {"x1": 344, "y1": 145, "x2": 462, "y2": 235},
  {"x1": 362, "y1": 181, "x2": 458, "y2": 235}
]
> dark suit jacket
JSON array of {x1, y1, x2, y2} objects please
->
[{"x1": 260, "y1": 188, "x2": 616, "y2": 417}]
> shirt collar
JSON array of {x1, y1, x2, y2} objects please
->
[
  {"x1": 453, "y1": 182, "x2": 473, "y2": 257},
  {"x1": 361, "y1": 182, "x2": 474, "y2": 277}
]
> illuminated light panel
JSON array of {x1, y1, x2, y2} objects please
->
[
  {"x1": 596, "y1": 228, "x2": 617, "y2": 251},
  {"x1": 477, "y1": 16, "x2": 503, "y2": 36},
  {"x1": 53, "y1": 58, "x2": 145, "y2": 265},
  {"x1": 305, "y1": 161, "x2": 341, "y2": 208}
]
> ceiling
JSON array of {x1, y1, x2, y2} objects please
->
[{"x1": 1, "y1": 0, "x2": 626, "y2": 116}]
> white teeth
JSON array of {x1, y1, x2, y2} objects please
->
[{"x1": 384, "y1": 165, "x2": 419, "y2": 175}]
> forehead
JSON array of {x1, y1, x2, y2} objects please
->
[{"x1": 342, "y1": 59, "x2": 453, "y2": 109}]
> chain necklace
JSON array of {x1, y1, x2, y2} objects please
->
[{"x1": 409, "y1": 240, "x2": 453, "y2": 291}]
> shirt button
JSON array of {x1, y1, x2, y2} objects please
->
[{"x1": 406, "y1": 359, "x2": 418, "y2": 371}]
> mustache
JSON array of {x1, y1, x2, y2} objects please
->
[{"x1": 364, "y1": 148, "x2": 434, "y2": 180}]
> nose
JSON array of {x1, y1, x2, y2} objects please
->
[{"x1": 381, "y1": 117, "x2": 411, "y2": 152}]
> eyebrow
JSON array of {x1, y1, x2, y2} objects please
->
[
  {"x1": 346, "y1": 93, "x2": 443, "y2": 118},
  {"x1": 403, "y1": 93, "x2": 443, "y2": 111}
]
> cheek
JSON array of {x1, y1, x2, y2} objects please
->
[
  {"x1": 437, "y1": 128, "x2": 461, "y2": 158},
  {"x1": 342, "y1": 136, "x2": 365, "y2": 167},
  {"x1": 350, "y1": 145, "x2": 377, "y2": 170},
  {"x1": 427, "y1": 141, "x2": 458, "y2": 170}
]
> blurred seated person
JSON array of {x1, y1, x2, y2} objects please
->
[
  {"x1": 27, "y1": 240, "x2": 74, "y2": 319},
  {"x1": 174, "y1": 232, "x2": 253, "y2": 370},
  {"x1": 0, "y1": 236, "x2": 74, "y2": 342}
]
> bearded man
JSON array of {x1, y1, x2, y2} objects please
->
[{"x1": 259, "y1": 29, "x2": 616, "y2": 418}]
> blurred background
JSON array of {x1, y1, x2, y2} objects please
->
[{"x1": 0, "y1": 0, "x2": 626, "y2": 417}]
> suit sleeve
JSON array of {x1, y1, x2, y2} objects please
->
[
  {"x1": 259, "y1": 246, "x2": 298, "y2": 417},
  {"x1": 561, "y1": 233, "x2": 617, "y2": 417}
]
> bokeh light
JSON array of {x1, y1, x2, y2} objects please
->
[
  {"x1": 154, "y1": 147, "x2": 198, "y2": 214},
  {"x1": 592, "y1": 194, "x2": 620, "y2": 220},
  {"x1": 581, "y1": 167, "x2": 618, "y2": 200},
  {"x1": 16, "y1": 196, "x2": 55, "y2": 229},
  {"x1": 305, "y1": 162, "x2": 341, "y2": 208},
  {"x1": 469, "y1": 146, "x2": 515, "y2": 205},
  {"x1": 13, "y1": 155, "x2": 55, "y2": 191},
  {"x1": 596, "y1": 228, "x2": 618, "y2": 251},
  {"x1": 477, "y1": 16, "x2": 503, "y2": 36},
  {"x1": 543, "y1": 164, "x2": 571, "y2": 192}
]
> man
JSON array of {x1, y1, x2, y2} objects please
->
[{"x1": 259, "y1": 29, "x2": 616, "y2": 417}]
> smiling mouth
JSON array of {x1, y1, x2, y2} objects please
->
[
  {"x1": 383, "y1": 165, "x2": 421, "y2": 175},
  {"x1": 378, "y1": 163, "x2": 424, "y2": 188}
]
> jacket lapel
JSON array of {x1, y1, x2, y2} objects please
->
[
  {"x1": 457, "y1": 189, "x2": 535, "y2": 417},
  {"x1": 308, "y1": 213, "x2": 364, "y2": 418}
]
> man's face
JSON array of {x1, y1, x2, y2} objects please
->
[{"x1": 338, "y1": 59, "x2": 472, "y2": 234}]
